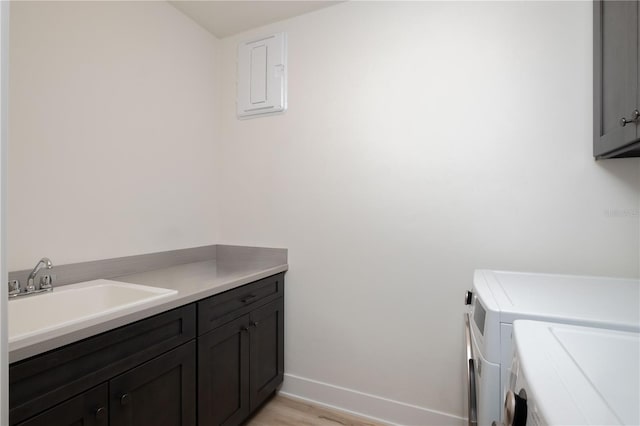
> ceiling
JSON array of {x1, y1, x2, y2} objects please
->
[{"x1": 169, "y1": 1, "x2": 342, "y2": 38}]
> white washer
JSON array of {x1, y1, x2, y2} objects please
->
[
  {"x1": 506, "y1": 320, "x2": 639, "y2": 426},
  {"x1": 464, "y1": 270, "x2": 640, "y2": 426}
]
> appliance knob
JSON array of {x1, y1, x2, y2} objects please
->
[
  {"x1": 504, "y1": 390, "x2": 527, "y2": 426},
  {"x1": 465, "y1": 290, "x2": 473, "y2": 305}
]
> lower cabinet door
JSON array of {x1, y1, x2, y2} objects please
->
[
  {"x1": 109, "y1": 341, "x2": 196, "y2": 426},
  {"x1": 16, "y1": 383, "x2": 108, "y2": 426},
  {"x1": 198, "y1": 314, "x2": 250, "y2": 426},
  {"x1": 249, "y1": 298, "x2": 284, "y2": 411}
]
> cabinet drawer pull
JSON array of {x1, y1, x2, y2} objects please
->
[
  {"x1": 120, "y1": 393, "x2": 130, "y2": 406},
  {"x1": 240, "y1": 294, "x2": 257, "y2": 303},
  {"x1": 240, "y1": 326, "x2": 249, "y2": 332},
  {"x1": 250, "y1": 321, "x2": 259, "y2": 327},
  {"x1": 620, "y1": 110, "x2": 640, "y2": 127},
  {"x1": 95, "y1": 406, "x2": 106, "y2": 419}
]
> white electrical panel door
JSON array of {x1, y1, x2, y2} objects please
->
[{"x1": 237, "y1": 32, "x2": 287, "y2": 119}]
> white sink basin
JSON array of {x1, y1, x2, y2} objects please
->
[{"x1": 9, "y1": 279, "x2": 177, "y2": 343}]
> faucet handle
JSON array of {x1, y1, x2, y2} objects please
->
[
  {"x1": 8, "y1": 280, "x2": 21, "y2": 296},
  {"x1": 39, "y1": 274, "x2": 54, "y2": 290}
]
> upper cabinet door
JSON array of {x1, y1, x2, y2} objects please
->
[{"x1": 594, "y1": 0, "x2": 640, "y2": 158}]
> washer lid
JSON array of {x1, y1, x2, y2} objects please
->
[
  {"x1": 513, "y1": 320, "x2": 639, "y2": 425},
  {"x1": 478, "y1": 270, "x2": 640, "y2": 331}
]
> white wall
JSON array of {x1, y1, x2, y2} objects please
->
[
  {"x1": 7, "y1": 1, "x2": 640, "y2": 423},
  {"x1": 8, "y1": 1, "x2": 221, "y2": 270},
  {"x1": 216, "y1": 1, "x2": 640, "y2": 422}
]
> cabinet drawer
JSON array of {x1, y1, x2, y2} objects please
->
[
  {"x1": 198, "y1": 273, "x2": 284, "y2": 335},
  {"x1": 10, "y1": 304, "x2": 196, "y2": 425},
  {"x1": 15, "y1": 383, "x2": 108, "y2": 426}
]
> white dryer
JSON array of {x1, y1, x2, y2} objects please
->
[
  {"x1": 506, "y1": 320, "x2": 639, "y2": 425},
  {"x1": 464, "y1": 270, "x2": 639, "y2": 426}
]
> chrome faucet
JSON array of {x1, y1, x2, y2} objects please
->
[
  {"x1": 9, "y1": 257, "x2": 55, "y2": 298},
  {"x1": 26, "y1": 257, "x2": 53, "y2": 292}
]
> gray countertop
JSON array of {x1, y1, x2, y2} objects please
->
[{"x1": 9, "y1": 246, "x2": 288, "y2": 363}]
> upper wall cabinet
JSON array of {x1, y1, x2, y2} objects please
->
[{"x1": 594, "y1": 0, "x2": 640, "y2": 159}]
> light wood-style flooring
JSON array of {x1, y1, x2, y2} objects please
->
[{"x1": 247, "y1": 395, "x2": 385, "y2": 426}]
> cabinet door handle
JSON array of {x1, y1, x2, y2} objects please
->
[
  {"x1": 120, "y1": 393, "x2": 130, "y2": 406},
  {"x1": 620, "y1": 110, "x2": 640, "y2": 127},
  {"x1": 95, "y1": 406, "x2": 106, "y2": 420},
  {"x1": 241, "y1": 294, "x2": 257, "y2": 303},
  {"x1": 240, "y1": 326, "x2": 249, "y2": 332},
  {"x1": 250, "y1": 321, "x2": 259, "y2": 327}
]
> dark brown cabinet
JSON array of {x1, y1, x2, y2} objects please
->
[
  {"x1": 21, "y1": 343, "x2": 198, "y2": 426},
  {"x1": 16, "y1": 384, "x2": 108, "y2": 426},
  {"x1": 110, "y1": 342, "x2": 196, "y2": 426},
  {"x1": 198, "y1": 315, "x2": 250, "y2": 425},
  {"x1": 594, "y1": 0, "x2": 640, "y2": 158},
  {"x1": 249, "y1": 298, "x2": 285, "y2": 412},
  {"x1": 198, "y1": 275, "x2": 285, "y2": 426},
  {"x1": 9, "y1": 273, "x2": 285, "y2": 426}
]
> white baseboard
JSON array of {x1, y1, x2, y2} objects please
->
[{"x1": 279, "y1": 373, "x2": 466, "y2": 426}]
